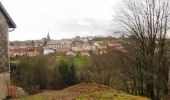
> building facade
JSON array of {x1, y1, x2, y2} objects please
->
[
  {"x1": 47, "y1": 40, "x2": 72, "y2": 50},
  {"x1": 0, "y1": 2, "x2": 16, "y2": 99}
]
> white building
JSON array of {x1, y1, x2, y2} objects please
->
[{"x1": 43, "y1": 49, "x2": 54, "y2": 55}]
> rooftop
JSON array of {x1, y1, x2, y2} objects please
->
[{"x1": 0, "y1": 2, "x2": 16, "y2": 28}]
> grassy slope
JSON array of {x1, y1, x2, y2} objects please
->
[
  {"x1": 77, "y1": 92, "x2": 149, "y2": 100},
  {"x1": 15, "y1": 83, "x2": 150, "y2": 100},
  {"x1": 11, "y1": 55, "x2": 90, "y2": 68},
  {"x1": 73, "y1": 56, "x2": 89, "y2": 68},
  {"x1": 56, "y1": 55, "x2": 89, "y2": 68}
]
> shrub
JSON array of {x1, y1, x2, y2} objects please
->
[
  {"x1": 57, "y1": 61, "x2": 78, "y2": 89},
  {"x1": 11, "y1": 56, "x2": 50, "y2": 94},
  {"x1": 11, "y1": 56, "x2": 79, "y2": 94}
]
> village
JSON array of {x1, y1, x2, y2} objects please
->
[{"x1": 9, "y1": 33, "x2": 123, "y2": 58}]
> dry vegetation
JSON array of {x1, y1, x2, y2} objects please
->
[{"x1": 14, "y1": 83, "x2": 150, "y2": 100}]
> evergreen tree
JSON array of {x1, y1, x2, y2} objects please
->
[{"x1": 58, "y1": 61, "x2": 78, "y2": 89}]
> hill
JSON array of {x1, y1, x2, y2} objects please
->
[{"x1": 14, "y1": 83, "x2": 150, "y2": 100}]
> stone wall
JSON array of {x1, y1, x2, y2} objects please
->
[
  {"x1": 0, "y1": 11, "x2": 10, "y2": 100},
  {"x1": 0, "y1": 11, "x2": 9, "y2": 73},
  {"x1": 0, "y1": 72, "x2": 10, "y2": 100}
]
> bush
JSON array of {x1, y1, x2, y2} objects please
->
[
  {"x1": 11, "y1": 56, "x2": 51, "y2": 94},
  {"x1": 52, "y1": 61, "x2": 78, "y2": 89},
  {"x1": 11, "y1": 56, "x2": 79, "y2": 94}
]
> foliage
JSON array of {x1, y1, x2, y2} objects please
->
[
  {"x1": 11, "y1": 56, "x2": 79, "y2": 94},
  {"x1": 57, "y1": 61, "x2": 78, "y2": 89},
  {"x1": 11, "y1": 56, "x2": 51, "y2": 94}
]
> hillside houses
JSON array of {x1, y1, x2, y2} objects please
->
[
  {"x1": 10, "y1": 45, "x2": 41, "y2": 57},
  {"x1": 10, "y1": 36, "x2": 124, "y2": 57}
]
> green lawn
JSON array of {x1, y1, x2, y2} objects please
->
[
  {"x1": 73, "y1": 56, "x2": 89, "y2": 68},
  {"x1": 11, "y1": 55, "x2": 90, "y2": 68},
  {"x1": 55, "y1": 55, "x2": 69, "y2": 62},
  {"x1": 55, "y1": 55, "x2": 90, "y2": 68},
  {"x1": 77, "y1": 92, "x2": 150, "y2": 100}
]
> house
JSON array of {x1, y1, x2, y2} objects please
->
[
  {"x1": 10, "y1": 46, "x2": 27, "y2": 57},
  {"x1": 72, "y1": 41, "x2": 83, "y2": 52},
  {"x1": 43, "y1": 49, "x2": 54, "y2": 55},
  {"x1": 10, "y1": 45, "x2": 42, "y2": 57},
  {"x1": 72, "y1": 47, "x2": 83, "y2": 52},
  {"x1": 66, "y1": 51, "x2": 76, "y2": 57},
  {"x1": 0, "y1": 2, "x2": 16, "y2": 100},
  {"x1": 80, "y1": 52, "x2": 90, "y2": 57},
  {"x1": 27, "y1": 50, "x2": 40, "y2": 57},
  {"x1": 82, "y1": 43, "x2": 96, "y2": 51}
]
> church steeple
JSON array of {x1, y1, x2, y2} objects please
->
[{"x1": 47, "y1": 31, "x2": 51, "y2": 41}]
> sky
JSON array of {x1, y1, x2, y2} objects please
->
[{"x1": 1, "y1": 0, "x2": 122, "y2": 41}]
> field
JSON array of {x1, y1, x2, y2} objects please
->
[
  {"x1": 11, "y1": 55, "x2": 90, "y2": 68},
  {"x1": 14, "y1": 83, "x2": 150, "y2": 100},
  {"x1": 73, "y1": 56, "x2": 89, "y2": 67},
  {"x1": 55, "y1": 55, "x2": 90, "y2": 68}
]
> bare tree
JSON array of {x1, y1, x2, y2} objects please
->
[
  {"x1": 81, "y1": 48, "x2": 121, "y2": 88},
  {"x1": 118, "y1": 0, "x2": 170, "y2": 100}
]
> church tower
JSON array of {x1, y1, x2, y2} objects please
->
[{"x1": 47, "y1": 31, "x2": 51, "y2": 41}]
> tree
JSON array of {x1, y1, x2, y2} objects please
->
[
  {"x1": 58, "y1": 61, "x2": 78, "y2": 89},
  {"x1": 11, "y1": 56, "x2": 50, "y2": 94},
  {"x1": 81, "y1": 48, "x2": 122, "y2": 89},
  {"x1": 118, "y1": 0, "x2": 170, "y2": 99}
]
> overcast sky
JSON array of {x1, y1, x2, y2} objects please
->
[{"x1": 1, "y1": 0, "x2": 122, "y2": 41}]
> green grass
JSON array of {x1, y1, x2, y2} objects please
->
[
  {"x1": 11, "y1": 54, "x2": 90, "y2": 68},
  {"x1": 55, "y1": 55, "x2": 69, "y2": 62},
  {"x1": 73, "y1": 56, "x2": 89, "y2": 68},
  {"x1": 55, "y1": 55, "x2": 90, "y2": 68},
  {"x1": 10, "y1": 60, "x2": 20, "y2": 65},
  {"x1": 15, "y1": 91, "x2": 150, "y2": 100},
  {"x1": 77, "y1": 92, "x2": 150, "y2": 100}
]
